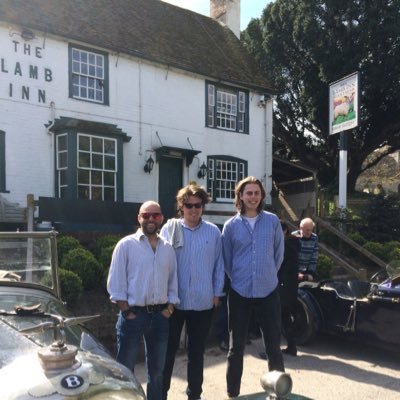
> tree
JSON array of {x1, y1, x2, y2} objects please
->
[{"x1": 242, "y1": 0, "x2": 400, "y2": 190}]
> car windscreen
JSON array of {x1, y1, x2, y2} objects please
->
[{"x1": 0, "y1": 237, "x2": 53, "y2": 289}]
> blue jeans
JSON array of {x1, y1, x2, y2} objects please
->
[
  {"x1": 226, "y1": 287, "x2": 284, "y2": 398},
  {"x1": 162, "y1": 308, "x2": 214, "y2": 400},
  {"x1": 116, "y1": 310, "x2": 169, "y2": 400}
]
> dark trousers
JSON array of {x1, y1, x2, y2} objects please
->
[
  {"x1": 226, "y1": 287, "x2": 284, "y2": 398},
  {"x1": 282, "y1": 304, "x2": 297, "y2": 348},
  {"x1": 162, "y1": 308, "x2": 214, "y2": 400}
]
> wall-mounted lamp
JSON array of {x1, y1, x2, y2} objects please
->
[
  {"x1": 144, "y1": 155, "x2": 155, "y2": 173},
  {"x1": 197, "y1": 161, "x2": 208, "y2": 179}
]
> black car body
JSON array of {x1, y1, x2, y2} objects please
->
[
  {"x1": 293, "y1": 263, "x2": 400, "y2": 352},
  {"x1": 0, "y1": 230, "x2": 146, "y2": 399}
]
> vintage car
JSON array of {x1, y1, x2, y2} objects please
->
[
  {"x1": 0, "y1": 230, "x2": 146, "y2": 399},
  {"x1": 293, "y1": 261, "x2": 400, "y2": 352}
]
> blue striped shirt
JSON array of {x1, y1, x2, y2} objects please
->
[
  {"x1": 222, "y1": 211, "x2": 284, "y2": 298},
  {"x1": 292, "y1": 230, "x2": 319, "y2": 274},
  {"x1": 160, "y1": 218, "x2": 225, "y2": 311}
]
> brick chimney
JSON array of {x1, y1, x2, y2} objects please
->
[{"x1": 210, "y1": 0, "x2": 240, "y2": 39}]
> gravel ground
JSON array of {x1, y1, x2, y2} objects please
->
[{"x1": 135, "y1": 335, "x2": 400, "y2": 399}]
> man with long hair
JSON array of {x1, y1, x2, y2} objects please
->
[{"x1": 222, "y1": 177, "x2": 285, "y2": 399}]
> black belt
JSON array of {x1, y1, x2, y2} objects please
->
[{"x1": 131, "y1": 303, "x2": 168, "y2": 313}]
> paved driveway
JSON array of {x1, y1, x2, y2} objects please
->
[{"x1": 135, "y1": 335, "x2": 400, "y2": 399}]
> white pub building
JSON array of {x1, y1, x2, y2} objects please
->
[{"x1": 0, "y1": 0, "x2": 278, "y2": 232}]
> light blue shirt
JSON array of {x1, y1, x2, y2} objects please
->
[
  {"x1": 160, "y1": 218, "x2": 225, "y2": 311},
  {"x1": 222, "y1": 211, "x2": 284, "y2": 298},
  {"x1": 107, "y1": 230, "x2": 179, "y2": 306}
]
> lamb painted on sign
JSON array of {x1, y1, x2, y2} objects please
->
[{"x1": 334, "y1": 92, "x2": 354, "y2": 120}]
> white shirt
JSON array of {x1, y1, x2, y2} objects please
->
[{"x1": 107, "y1": 229, "x2": 179, "y2": 306}]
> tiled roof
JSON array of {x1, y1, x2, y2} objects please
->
[{"x1": 0, "y1": 0, "x2": 275, "y2": 92}]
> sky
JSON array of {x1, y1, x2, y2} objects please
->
[{"x1": 161, "y1": 0, "x2": 272, "y2": 31}]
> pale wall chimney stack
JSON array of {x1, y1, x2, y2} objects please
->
[{"x1": 210, "y1": 0, "x2": 241, "y2": 39}]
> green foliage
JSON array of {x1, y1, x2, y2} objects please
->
[
  {"x1": 61, "y1": 247, "x2": 103, "y2": 289},
  {"x1": 92, "y1": 234, "x2": 121, "y2": 259},
  {"x1": 388, "y1": 247, "x2": 400, "y2": 261},
  {"x1": 361, "y1": 194, "x2": 400, "y2": 242},
  {"x1": 99, "y1": 245, "x2": 115, "y2": 284},
  {"x1": 362, "y1": 241, "x2": 388, "y2": 262},
  {"x1": 57, "y1": 236, "x2": 82, "y2": 265},
  {"x1": 347, "y1": 231, "x2": 367, "y2": 246},
  {"x1": 242, "y1": 0, "x2": 400, "y2": 190},
  {"x1": 59, "y1": 268, "x2": 83, "y2": 307},
  {"x1": 317, "y1": 254, "x2": 334, "y2": 280}
]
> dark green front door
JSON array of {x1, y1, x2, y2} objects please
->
[{"x1": 159, "y1": 156, "x2": 183, "y2": 219}]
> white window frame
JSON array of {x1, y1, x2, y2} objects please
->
[
  {"x1": 207, "y1": 83, "x2": 248, "y2": 133},
  {"x1": 77, "y1": 134, "x2": 117, "y2": 201},
  {"x1": 207, "y1": 156, "x2": 247, "y2": 202},
  {"x1": 69, "y1": 44, "x2": 109, "y2": 104}
]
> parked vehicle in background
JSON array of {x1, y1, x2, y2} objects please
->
[
  {"x1": 0, "y1": 230, "x2": 146, "y2": 399},
  {"x1": 294, "y1": 260, "x2": 400, "y2": 353}
]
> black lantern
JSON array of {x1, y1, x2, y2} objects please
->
[
  {"x1": 197, "y1": 162, "x2": 208, "y2": 179},
  {"x1": 144, "y1": 155, "x2": 155, "y2": 173}
]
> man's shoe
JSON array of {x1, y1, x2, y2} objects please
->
[{"x1": 282, "y1": 346, "x2": 297, "y2": 356}]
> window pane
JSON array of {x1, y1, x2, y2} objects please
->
[
  {"x1": 92, "y1": 154, "x2": 103, "y2": 169},
  {"x1": 91, "y1": 170, "x2": 102, "y2": 185},
  {"x1": 78, "y1": 185, "x2": 90, "y2": 199},
  {"x1": 79, "y1": 152, "x2": 90, "y2": 168},
  {"x1": 78, "y1": 169, "x2": 90, "y2": 184},
  {"x1": 104, "y1": 187, "x2": 115, "y2": 201},
  {"x1": 57, "y1": 135, "x2": 67, "y2": 151},
  {"x1": 92, "y1": 137, "x2": 103, "y2": 153},
  {"x1": 79, "y1": 136, "x2": 90, "y2": 151},
  {"x1": 104, "y1": 172, "x2": 115, "y2": 185},
  {"x1": 104, "y1": 155, "x2": 115, "y2": 170},
  {"x1": 92, "y1": 187, "x2": 102, "y2": 200}
]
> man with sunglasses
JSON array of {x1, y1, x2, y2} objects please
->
[
  {"x1": 160, "y1": 184, "x2": 225, "y2": 400},
  {"x1": 107, "y1": 200, "x2": 179, "y2": 400}
]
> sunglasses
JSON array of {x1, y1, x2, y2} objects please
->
[
  {"x1": 183, "y1": 203, "x2": 203, "y2": 209},
  {"x1": 139, "y1": 212, "x2": 162, "y2": 220}
]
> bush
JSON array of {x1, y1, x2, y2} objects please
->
[
  {"x1": 362, "y1": 241, "x2": 388, "y2": 262},
  {"x1": 317, "y1": 254, "x2": 334, "y2": 280},
  {"x1": 61, "y1": 247, "x2": 103, "y2": 289},
  {"x1": 57, "y1": 236, "x2": 82, "y2": 265},
  {"x1": 389, "y1": 247, "x2": 400, "y2": 261},
  {"x1": 347, "y1": 231, "x2": 367, "y2": 246},
  {"x1": 362, "y1": 194, "x2": 400, "y2": 241},
  {"x1": 93, "y1": 234, "x2": 121, "y2": 259},
  {"x1": 59, "y1": 268, "x2": 83, "y2": 307}
]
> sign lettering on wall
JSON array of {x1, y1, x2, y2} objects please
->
[{"x1": 1, "y1": 36, "x2": 54, "y2": 104}]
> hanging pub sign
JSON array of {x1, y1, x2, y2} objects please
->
[{"x1": 329, "y1": 72, "x2": 359, "y2": 135}]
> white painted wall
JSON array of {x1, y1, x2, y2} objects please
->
[{"x1": 0, "y1": 23, "x2": 272, "y2": 224}]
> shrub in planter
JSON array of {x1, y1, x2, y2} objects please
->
[
  {"x1": 389, "y1": 247, "x2": 400, "y2": 261},
  {"x1": 317, "y1": 254, "x2": 334, "y2": 280},
  {"x1": 59, "y1": 268, "x2": 83, "y2": 307},
  {"x1": 362, "y1": 241, "x2": 388, "y2": 262},
  {"x1": 347, "y1": 231, "x2": 367, "y2": 246},
  {"x1": 57, "y1": 236, "x2": 82, "y2": 265},
  {"x1": 93, "y1": 234, "x2": 121, "y2": 259},
  {"x1": 61, "y1": 247, "x2": 103, "y2": 289}
]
